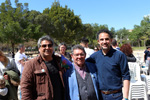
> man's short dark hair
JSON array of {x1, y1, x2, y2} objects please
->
[
  {"x1": 18, "y1": 44, "x2": 24, "y2": 50},
  {"x1": 97, "y1": 29, "x2": 113, "y2": 39},
  {"x1": 147, "y1": 46, "x2": 150, "y2": 49},
  {"x1": 80, "y1": 38, "x2": 89, "y2": 44},
  {"x1": 112, "y1": 39, "x2": 117, "y2": 46}
]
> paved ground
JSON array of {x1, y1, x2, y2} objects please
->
[{"x1": 133, "y1": 50, "x2": 144, "y2": 63}]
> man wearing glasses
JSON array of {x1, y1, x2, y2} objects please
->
[
  {"x1": 21, "y1": 35, "x2": 65, "y2": 100},
  {"x1": 64, "y1": 45, "x2": 99, "y2": 100}
]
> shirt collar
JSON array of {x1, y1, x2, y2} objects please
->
[
  {"x1": 100, "y1": 46, "x2": 116, "y2": 56},
  {"x1": 74, "y1": 63, "x2": 86, "y2": 71}
]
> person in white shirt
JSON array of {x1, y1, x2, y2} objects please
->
[
  {"x1": 80, "y1": 38, "x2": 94, "y2": 59},
  {"x1": 15, "y1": 44, "x2": 28, "y2": 100},
  {"x1": 15, "y1": 44, "x2": 27, "y2": 74}
]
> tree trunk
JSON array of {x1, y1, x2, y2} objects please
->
[
  {"x1": 11, "y1": 42, "x2": 15, "y2": 58},
  {"x1": 138, "y1": 40, "x2": 140, "y2": 47},
  {"x1": 144, "y1": 40, "x2": 146, "y2": 47}
]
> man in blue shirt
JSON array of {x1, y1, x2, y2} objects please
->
[
  {"x1": 87, "y1": 29, "x2": 130, "y2": 100},
  {"x1": 112, "y1": 39, "x2": 120, "y2": 50}
]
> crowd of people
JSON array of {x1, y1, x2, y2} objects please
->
[{"x1": 0, "y1": 29, "x2": 143, "y2": 100}]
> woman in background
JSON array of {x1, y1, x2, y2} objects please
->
[
  {"x1": 0, "y1": 50, "x2": 20, "y2": 100},
  {"x1": 0, "y1": 50, "x2": 10, "y2": 72},
  {"x1": 58, "y1": 42, "x2": 72, "y2": 62},
  {"x1": 0, "y1": 50, "x2": 20, "y2": 75},
  {"x1": 120, "y1": 43, "x2": 136, "y2": 62}
]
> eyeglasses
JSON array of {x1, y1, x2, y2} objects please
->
[
  {"x1": 40, "y1": 44, "x2": 53, "y2": 48},
  {"x1": 73, "y1": 53, "x2": 85, "y2": 57}
]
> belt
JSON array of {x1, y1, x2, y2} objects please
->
[{"x1": 101, "y1": 89, "x2": 121, "y2": 95}]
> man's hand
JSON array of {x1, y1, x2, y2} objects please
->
[
  {"x1": 20, "y1": 60, "x2": 26, "y2": 66},
  {"x1": 3, "y1": 75, "x2": 9, "y2": 80}
]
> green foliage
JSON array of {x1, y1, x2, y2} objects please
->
[
  {"x1": 132, "y1": 46, "x2": 146, "y2": 50},
  {"x1": 25, "y1": 10, "x2": 43, "y2": 40},
  {"x1": 0, "y1": 0, "x2": 43, "y2": 54},
  {"x1": 81, "y1": 24, "x2": 94, "y2": 44},
  {"x1": 2, "y1": 0, "x2": 150, "y2": 50},
  {"x1": 43, "y1": 1, "x2": 83, "y2": 44},
  {"x1": 93, "y1": 24, "x2": 109, "y2": 36},
  {"x1": 110, "y1": 27, "x2": 116, "y2": 38},
  {"x1": 116, "y1": 27, "x2": 130, "y2": 45},
  {"x1": 0, "y1": 0, "x2": 26, "y2": 44},
  {"x1": 129, "y1": 17, "x2": 150, "y2": 47}
]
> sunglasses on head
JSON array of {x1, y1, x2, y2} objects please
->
[{"x1": 40, "y1": 44, "x2": 53, "y2": 48}]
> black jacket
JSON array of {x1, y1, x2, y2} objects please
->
[{"x1": 127, "y1": 54, "x2": 136, "y2": 62}]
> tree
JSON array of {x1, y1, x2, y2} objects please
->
[
  {"x1": 140, "y1": 17, "x2": 150, "y2": 46},
  {"x1": 25, "y1": 10, "x2": 43, "y2": 41},
  {"x1": 110, "y1": 27, "x2": 116, "y2": 38},
  {"x1": 81, "y1": 24, "x2": 94, "y2": 45},
  {"x1": 43, "y1": 1, "x2": 83, "y2": 44},
  {"x1": 35, "y1": 12, "x2": 56, "y2": 40},
  {"x1": 129, "y1": 25, "x2": 142, "y2": 47},
  {"x1": 0, "y1": 0, "x2": 42, "y2": 57},
  {"x1": 0, "y1": 0, "x2": 29, "y2": 57},
  {"x1": 116, "y1": 28, "x2": 129, "y2": 45}
]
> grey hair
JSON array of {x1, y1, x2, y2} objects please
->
[
  {"x1": 18, "y1": 44, "x2": 24, "y2": 50},
  {"x1": 37, "y1": 35, "x2": 54, "y2": 48},
  {"x1": 71, "y1": 44, "x2": 86, "y2": 55}
]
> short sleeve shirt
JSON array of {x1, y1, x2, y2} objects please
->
[
  {"x1": 15, "y1": 52, "x2": 27, "y2": 74},
  {"x1": 144, "y1": 50, "x2": 150, "y2": 60}
]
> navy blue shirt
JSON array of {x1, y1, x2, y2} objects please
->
[
  {"x1": 87, "y1": 47, "x2": 130, "y2": 91},
  {"x1": 144, "y1": 50, "x2": 150, "y2": 60}
]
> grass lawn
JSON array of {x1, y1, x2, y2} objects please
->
[{"x1": 132, "y1": 46, "x2": 146, "y2": 51}]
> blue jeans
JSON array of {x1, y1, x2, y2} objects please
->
[{"x1": 101, "y1": 90, "x2": 123, "y2": 100}]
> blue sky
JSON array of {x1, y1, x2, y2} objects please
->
[{"x1": 1, "y1": 0, "x2": 150, "y2": 30}]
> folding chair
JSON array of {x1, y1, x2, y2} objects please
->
[
  {"x1": 128, "y1": 62, "x2": 141, "y2": 82},
  {"x1": 128, "y1": 62, "x2": 148, "y2": 100},
  {"x1": 143, "y1": 75, "x2": 150, "y2": 95}
]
